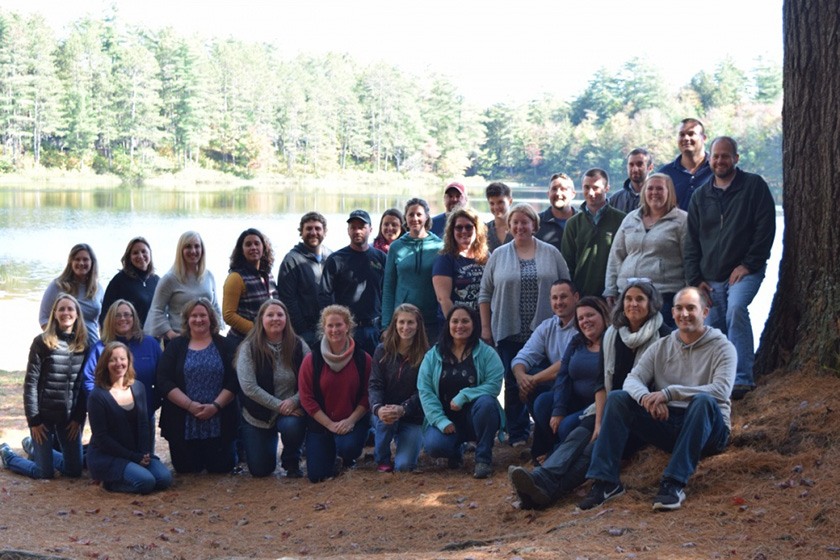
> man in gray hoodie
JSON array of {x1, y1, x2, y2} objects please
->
[{"x1": 578, "y1": 287, "x2": 736, "y2": 511}]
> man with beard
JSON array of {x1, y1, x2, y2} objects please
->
[
  {"x1": 430, "y1": 182, "x2": 468, "y2": 236},
  {"x1": 610, "y1": 148, "x2": 654, "y2": 213},
  {"x1": 319, "y1": 210, "x2": 386, "y2": 355},
  {"x1": 535, "y1": 173, "x2": 577, "y2": 252},
  {"x1": 685, "y1": 137, "x2": 775, "y2": 400},
  {"x1": 658, "y1": 118, "x2": 712, "y2": 210},
  {"x1": 277, "y1": 212, "x2": 332, "y2": 348}
]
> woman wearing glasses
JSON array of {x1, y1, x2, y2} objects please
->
[{"x1": 432, "y1": 207, "x2": 489, "y2": 321}]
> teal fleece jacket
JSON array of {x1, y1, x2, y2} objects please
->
[
  {"x1": 417, "y1": 341, "x2": 506, "y2": 440},
  {"x1": 381, "y1": 232, "x2": 444, "y2": 329}
]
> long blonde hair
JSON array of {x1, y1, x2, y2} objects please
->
[
  {"x1": 172, "y1": 231, "x2": 207, "y2": 283},
  {"x1": 101, "y1": 300, "x2": 144, "y2": 343},
  {"x1": 42, "y1": 293, "x2": 88, "y2": 352}
]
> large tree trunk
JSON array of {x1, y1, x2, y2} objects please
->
[{"x1": 755, "y1": 1, "x2": 840, "y2": 374}]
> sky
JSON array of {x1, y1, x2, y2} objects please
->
[{"x1": 2, "y1": 0, "x2": 783, "y2": 106}]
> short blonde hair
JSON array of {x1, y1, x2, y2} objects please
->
[
  {"x1": 640, "y1": 173, "x2": 678, "y2": 216},
  {"x1": 507, "y1": 203, "x2": 540, "y2": 231},
  {"x1": 101, "y1": 299, "x2": 144, "y2": 343},
  {"x1": 318, "y1": 305, "x2": 356, "y2": 340}
]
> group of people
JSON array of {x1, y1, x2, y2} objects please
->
[{"x1": 1, "y1": 118, "x2": 776, "y2": 512}]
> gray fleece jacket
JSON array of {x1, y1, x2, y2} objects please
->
[
  {"x1": 623, "y1": 327, "x2": 736, "y2": 430},
  {"x1": 604, "y1": 207, "x2": 687, "y2": 299}
]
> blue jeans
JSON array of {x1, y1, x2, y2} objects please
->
[
  {"x1": 241, "y1": 415, "x2": 307, "y2": 477},
  {"x1": 531, "y1": 394, "x2": 584, "y2": 459},
  {"x1": 304, "y1": 414, "x2": 370, "y2": 482},
  {"x1": 4, "y1": 422, "x2": 83, "y2": 479},
  {"x1": 422, "y1": 395, "x2": 500, "y2": 465},
  {"x1": 705, "y1": 267, "x2": 765, "y2": 387},
  {"x1": 372, "y1": 416, "x2": 423, "y2": 471},
  {"x1": 104, "y1": 458, "x2": 172, "y2": 494},
  {"x1": 587, "y1": 391, "x2": 729, "y2": 486},
  {"x1": 496, "y1": 338, "x2": 529, "y2": 442}
]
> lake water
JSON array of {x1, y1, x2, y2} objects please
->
[{"x1": 0, "y1": 185, "x2": 783, "y2": 371}]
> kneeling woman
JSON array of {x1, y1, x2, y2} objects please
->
[
  {"x1": 88, "y1": 342, "x2": 172, "y2": 494},
  {"x1": 369, "y1": 304, "x2": 429, "y2": 473},
  {"x1": 418, "y1": 305, "x2": 504, "y2": 479},
  {"x1": 237, "y1": 299, "x2": 309, "y2": 478},
  {"x1": 157, "y1": 299, "x2": 238, "y2": 473},
  {"x1": 298, "y1": 305, "x2": 371, "y2": 483}
]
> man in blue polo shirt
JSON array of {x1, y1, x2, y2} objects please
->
[{"x1": 658, "y1": 118, "x2": 712, "y2": 210}]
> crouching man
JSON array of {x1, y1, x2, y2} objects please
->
[{"x1": 579, "y1": 286, "x2": 735, "y2": 511}]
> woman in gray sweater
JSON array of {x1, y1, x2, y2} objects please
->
[{"x1": 604, "y1": 174, "x2": 687, "y2": 329}]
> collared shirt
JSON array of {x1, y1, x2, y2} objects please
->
[
  {"x1": 583, "y1": 202, "x2": 610, "y2": 225},
  {"x1": 658, "y1": 154, "x2": 712, "y2": 211}
]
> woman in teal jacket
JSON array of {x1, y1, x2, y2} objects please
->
[
  {"x1": 418, "y1": 305, "x2": 504, "y2": 479},
  {"x1": 381, "y1": 198, "x2": 444, "y2": 343}
]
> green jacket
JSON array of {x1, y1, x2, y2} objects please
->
[{"x1": 561, "y1": 202, "x2": 625, "y2": 297}]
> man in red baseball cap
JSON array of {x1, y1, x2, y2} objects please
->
[{"x1": 430, "y1": 181, "x2": 468, "y2": 236}]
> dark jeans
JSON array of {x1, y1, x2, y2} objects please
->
[
  {"x1": 531, "y1": 416, "x2": 596, "y2": 502},
  {"x1": 4, "y1": 421, "x2": 83, "y2": 479},
  {"x1": 497, "y1": 338, "x2": 529, "y2": 442},
  {"x1": 587, "y1": 391, "x2": 729, "y2": 486},
  {"x1": 304, "y1": 414, "x2": 371, "y2": 483},
  {"x1": 240, "y1": 415, "x2": 307, "y2": 477},
  {"x1": 422, "y1": 395, "x2": 501, "y2": 465}
]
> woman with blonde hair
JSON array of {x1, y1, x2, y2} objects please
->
[
  {"x1": 87, "y1": 342, "x2": 172, "y2": 494},
  {"x1": 39, "y1": 243, "x2": 103, "y2": 343},
  {"x1": 432, "y1": 207, "x2": 489, "y2": 321},
  {"x1": 604, "y1": 173, "x2": 687, "y2": 328},
  {"x1": 369, "y1": 303, "x2": 429, "y2": 472},
  {"x1": 146, "y1": 231, "x2": 221, "y2": 341},
  {"x1": 298, "y1": 305, "x2": 371, "y2": 482},
  {"x1": 2, "y1": 294, "x2": 88, "y2": 479}
]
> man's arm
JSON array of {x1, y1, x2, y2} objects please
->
[{"x1": 741, "y1": 175, "x2": 777, "y2": 274}]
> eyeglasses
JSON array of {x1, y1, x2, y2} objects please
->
[
  {"x1": 114, "y1": 312, "x2": 134, "y2": 320},
  {"x1": 454, "y1": 224, "x2": 475, "y2": 232}
]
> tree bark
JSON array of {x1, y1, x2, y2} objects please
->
[{"x1": 755, "y1": 0, "x2": 840, "y2": 374}]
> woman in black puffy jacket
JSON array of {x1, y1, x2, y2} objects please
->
[{"x1": 1, "y1": 293, "x2": 89, "y2": 479}]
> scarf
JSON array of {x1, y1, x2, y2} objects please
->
[{"x1": 320, "y1": 336, "x2": 355, "y2": 372}]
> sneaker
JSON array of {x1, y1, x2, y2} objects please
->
[
  {"x1": 473, "y1": 462, "x2": 493, "y2": 479},
  {"x1": 510, "y1": 439, "x2": 527, "y2": 448},
  {"x1": 0, "y1": 443, "x2": 13, "y2": 468},
  {"x1": 21, "y1": 436, "x2": 33, "y2": 458},
  {"x1": 652, "y1": 479, "x2": 686, "y2": 511},
  {"x1": 508, "y1": 466, "x2": 551, "y2": 509},
  {"x1": 578, "y1": 480, "x2": 625, "y2": 510},
  {"x1": 377, "y1": 464, "x2": 393, "y2": 473}
]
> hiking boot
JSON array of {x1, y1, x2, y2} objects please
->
[
  {"x1": 0, "y1": 443, "x2": 14, "y2": 468},
  {"x1": 473, "y1": 462, "x2": 493, "y2": 479},
  {"x1": 652, "y1": 478, "x2": 686, "y2": 511},
  {"x1": 578, "y1": 479, "x2": 625, "y2": 510},
  {"x1": 508, "y1": 466, "x2": 551, "y2": 509},
  {"x1": 21, "y1": 436, "x2": 34, "y2": 458},
  {"x1": 731, "y1": 385, "x2": 752, "y2": 400}
]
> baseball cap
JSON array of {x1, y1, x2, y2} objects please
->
[
  {"x1": 444, "y1": 182, "x2": 466, "y2": 195},
  {"x1": 347, "y1": 209, "x2": 371, "y2": 225}
]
